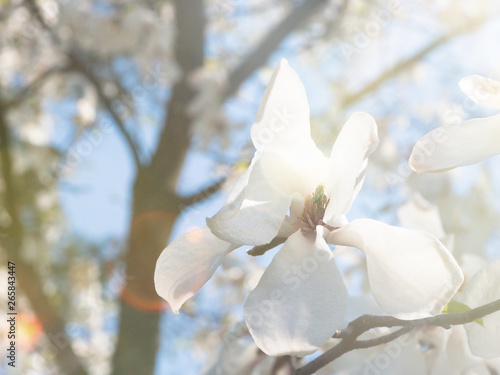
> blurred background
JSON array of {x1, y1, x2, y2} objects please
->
[{"x1": 1, "y1": 0, "x2": 500, "y2": 374}]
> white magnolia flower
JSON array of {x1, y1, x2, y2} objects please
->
[
  {"x1": 155, "y1": 59, "x2": 464, "y2": 357},
  {"x1": 410, "y1": 75, "x2": 500, "y2": 173},
  {"x1": 459, "y1": 260, "x2": 500, "y2": 359}
]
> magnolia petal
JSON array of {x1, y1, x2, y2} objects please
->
[
  {"x1": 324, "y1": 112, "x2": 379, "y2": 223},
  {"x1": 276, "y1": 217, "x2": 297, "y2": 238},
  {"x1": 460, "y1": 260, "x2": 500, "y2": 358},
  {"x1": 244, "y1": 230, "x2": 348, "y2": 356},
  {"x1": 459, "y1": 75, "x2": 500, "y2": 110},
  {"x1": 154, "y1": 226, "x2": 236, "y2": 314},
  {"x1": 251, "y1": 59, "x2": 326, "y2": 191},
  {"x1": 259, "y1": 151, "x2": 309, "y2": 197},
  {"x1": 397, "y1": 193, "x2": 446, "y2": 240},
  {"x1": 328, "y1": 219, "x2": 464, "y2": 319},
  {"x1": 440, "y1": 326, "x2": 478, "y2": 374},
  {"x1": 289, "y1": 192, "x2": 306, "y2": 222},
  {"x1": 207, "y1": 152, "x2": 293, "y2": 246},
  {"x1": 251, "y1": 59, "x2": 322, "y2": 155},
  {"x1": 409, "y1": 114, "x2": 500, "y2": 173}
]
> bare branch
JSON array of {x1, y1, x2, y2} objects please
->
[
  {"x1": 341, "y1": 18, "x2": 485, "y2": 108},
  {"x1": 354, "y1": 326, "x2": 413, "y2": 349},
  {"x1": 24, "y1": 0, "x2": 54, "y2": 35},
  {"x1": 179, "y1": 177, "x2": 227, "y2": 207},
  {"x1": 4, "y1": 66, "x2": 70, "y2": 109},
  {"x1": 71, "y1": 57, "x2": 143, "y2": 169},
  {"x1": 24, "y1": 0, "x2": 143, "y2": 169},
  {"x1": 296, "y1": 298, "x2": 500, "y2": 375},
  {"x1": 224, "y1": 0, "x2": 329, "y2": 99}
]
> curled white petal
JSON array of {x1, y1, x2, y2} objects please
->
[
  {"x1": 244, "y1": 230, "x2": 348, "y2": 356},
  {"x1": 154, "y1": 226, "x2": 236, "y2": 314},
  {"x1": 459, "y1": 75, "x2": 500, "y2": 110},
  {"x1": 324, "y1": 112, "x2": 379, "y2": 223},
  {"x1": 409, "y1": 114, "x2": 500, "y2": 173},
  {"x1": 328, "y1": 219, "x2": 464, "y2": 319},
  {"x1": 460, "y1": 260, "x2": 500, "y2": 359}
]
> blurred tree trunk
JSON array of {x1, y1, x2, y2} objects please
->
[
  {"x1": 111, "y1": 172, "x2": 181, "y2": 375},
  {"x1": 111, "y1": 1, "x2": 205, "y2": 373}
]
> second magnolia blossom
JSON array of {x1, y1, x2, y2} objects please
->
[{"x1": 155, "y1": 59, "x2": 464, "y2": 357}]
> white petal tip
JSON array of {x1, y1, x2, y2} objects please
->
[
  {"x1": 205, "y1": 216, "x2": 214, "y2": 230},
  {"x1": 458, "y1": 74, "x2": 500, "y2": 110},
  {"x1": 153, "y1": 226, "x2": 233, "y2": 316},
  {"x1": 458, "y1": 75, "x2": 477, "y2": 88},
  {"x1": 171, "y1": 307, "x2": 180, "y2": 315},
  {"x1": 408, "y1": 158, "x2": 421, "y2": 173},
  {"x1": 351, "y1": 111, "x2": 375, "y2": 121},
  {"x1": 351, "y1": 112, "x2": 379, "y2": 143}
]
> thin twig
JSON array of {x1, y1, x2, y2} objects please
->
[
  {"x1": 224, "y1": 0, "x2": 329, "y2": 99},
  {"x1": 24, "y1": 0, "x2": 143, "y2": 169},
  {"x1": 354, "y1": 326, "x2": 413, "y2": 349},
  {"x1": 341, "y1": 18, "x2": 486, "y2": 108},
  {"x1": 247, "y1": 237, "x2": 287, "y2": 256},
  {"x1": 4, "y1": 66, "x2": 70, "y2": 109},
  {"x1": 179, "y1": 177, "x2": 227, "y2": 207},
  {"x1": 71, "y1": 57, "x2": 143, "y2": 169}
]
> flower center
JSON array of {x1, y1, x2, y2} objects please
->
[{"x1": 298, "y1": 185, "x2": 335, "y2": 234}]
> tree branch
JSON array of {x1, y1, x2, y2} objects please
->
[
  {"x1": 71, "y1": 57, "x2": 143, "y2": 169},
  {"x1": 4, "y1": 66, "x2": 70, "y2": 109},
  {"x1": 354, "y1": 326, "x2": 413, "y2": 349},
  {"x1": 341, "y1": 18, "x2": 485, "y2": 108},
  {"x1": 296, "y1": 298, "x2": 500, "y2": 375},
  {"x1": 24, "y1": 0, "x2": 55, "y2": 36},
  {"x1": 179, "y1": 177, "x2": 227, "y2": 207},
  {"x1": 224, "y1": 0, "x2": 329, "y2": 99},
  {"x1": 24, "y1": 0, "x2": 143, "y2": 170}
]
